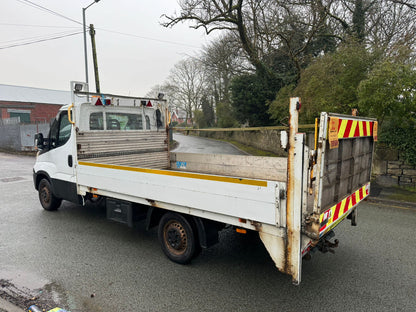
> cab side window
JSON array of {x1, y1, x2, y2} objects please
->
[
  {"x1": 58, "y1": 112, "x2": 71, "y2": 146},
  {"x1": 48, "y1": 111, "x2": 71, "y2": 149}
]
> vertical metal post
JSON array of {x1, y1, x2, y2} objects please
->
[
  {"x1": 89, "y1": 24, "x2": 100, "y2": 93},
  {"x1": 82, "y1": 1, "x2": 100, "y2": 100},
  {"x1": 286, "y1": 97, "x2": 303, "y2": 284},
  {"x1": 83, "y1": 8, "x2": 88, "y2": 87},
  {"x1": 313, "y1": 113, "x2": 328, "y2": 215}
]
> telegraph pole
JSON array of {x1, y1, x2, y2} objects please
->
[
  {"x1": 82, "y1": 0, "x2": 101, "y2": 96},
  {"x1": 89, "y1": 24, "x2": 100, "y2": 93},
  {"x1": 82, "y1": 8, "x2": 89, "y2": 87}
]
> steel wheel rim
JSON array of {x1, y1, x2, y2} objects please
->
[
  {"x1": 164, "y1": 220, "x2": 187, "y2": 256},
  {"x1": 40, "y1": 185, "x2": 51, "y2": 205}
]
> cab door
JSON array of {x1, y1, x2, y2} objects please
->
[{"x1": 36, "y1": 110, "x2": 78, "y2": 203}]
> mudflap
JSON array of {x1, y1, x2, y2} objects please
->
[{"x1": 259, "y1": 232, "x2": 286, "y2": 273}]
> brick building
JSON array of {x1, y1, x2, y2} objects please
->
[
  {"x1": 0, "y1": 84, "x2": 71, "y2": 124},
  {"x1": 171, "y1": 109, "x2": 192, "y2": 125}
]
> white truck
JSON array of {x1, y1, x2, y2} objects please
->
[{"x1": 33, "y1": 81, "x2": 377, "y2": 284}]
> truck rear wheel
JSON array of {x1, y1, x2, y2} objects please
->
[
  {"x1": 158, "y1": 212, "x2": 197, "y2": 264},
  {"x1": 38, "y1": 178, "x2": 62, "y2": 211}
]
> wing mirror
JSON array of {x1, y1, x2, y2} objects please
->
[{"x1": 34, "y1": 133, "x2": 44, "y2": 150}]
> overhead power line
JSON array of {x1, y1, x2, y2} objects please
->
[
  {"x1": 5, "y1": 2, "x2": 202, "y2": 50},
  {"x1": 0, "y1": 31, "x2": 83, "y2": 50},
  {"x1": 97, "y1": 27, "x2": 201, "y2": 49},
  {"x1": 0, "y1": 22, "x2": 81, "y2": 29},
  {"x1": 0, "y1": 27, "x2": 202, "y2": 51},
  {"x1": 15, "y1": 0, "x2": 82, "y2": 25},
  {"x1": 0, "y1": 29, "x2": 82, "y2": 45},
  {"x1": 1, "y1": 23, "x2": 202, "y2": 49}
]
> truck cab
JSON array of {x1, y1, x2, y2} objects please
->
[
  {"x1": 33, "y1": 82, "x2": 168, "y2": 210},
  {"x1": 34, "y1": 105, "x2": 77, "y2": 209}
]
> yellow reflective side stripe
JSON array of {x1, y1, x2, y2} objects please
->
[{"x1": 78, "y1": 161, "x2": 268, "y2": 187}]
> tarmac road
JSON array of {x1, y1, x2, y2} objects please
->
[
  {"x1": 172, "y1": 133, "x2": 247, "y2": 155},
  {"x1": 0, "y1": 150, "x2": 416, "y2": 312}
]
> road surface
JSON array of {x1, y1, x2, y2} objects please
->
[
  {"x1": 172, "y1": 133, "x2": 246, "y2": 155},
  {"x1": 0, "y1": 151, "x2": 415, "y2": 312}
]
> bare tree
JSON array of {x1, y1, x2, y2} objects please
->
[
  {"x1": 164, "y1": 0, "x2": 416, "y2": 76},
  {"x1": 163, "y1": 0, "x2": 331, "y2": 81},
  {"x1": 326, "y1": 0, "x2": 416, "y2": 52},
  {"x1": 145, "y1": 84, "x2": 166, "y2": 99},
  {"x1": 200, "y1": 34, "x2": 249, "y2": 104},
  {"x1": 390, "y1": 0, "x2": 416, "y2": 10},
  {"x1": 165, "y1": 58, "x2": 206, "y2": 124},
  {"x1": 368, "y1": 1, "x2": 416, "y2": 54}
]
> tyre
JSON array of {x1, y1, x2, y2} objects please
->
[
  {"x1": 38, "y1": 178, "x2": 62, "y2": 211},
  {"x1": 158, "y1": 212, "x2": 198, "y2": 264}
]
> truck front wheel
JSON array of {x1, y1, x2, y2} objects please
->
[
  {"x1": 38, "y1": 178, "x2": 62, "y2": 211},
  {"x1": 158, "y1": 212, "x2": 197, "y2": 264}
]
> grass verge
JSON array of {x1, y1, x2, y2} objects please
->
[{"x1": 386, "y1": 186, "x2": 416, "y2": 202}]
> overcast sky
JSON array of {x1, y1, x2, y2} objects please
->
[{"x1": 0, "y1": 0, "x2": 211, "y2": 96}]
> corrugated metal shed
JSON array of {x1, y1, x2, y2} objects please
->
[{"x1": 0, "y1": 84, "x2": 71, "y2": 105}]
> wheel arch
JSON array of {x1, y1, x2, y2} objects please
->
[
  {"x1": 193, "y1": 217, "x2": 223, "y2": 249},
  {"x1": 34, "y1": 170, "x2": 52, "y2": 191},
  {"x1": 145, "y1": 206, "x2": 165, "y2": 230}
]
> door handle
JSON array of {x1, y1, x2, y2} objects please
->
[{"x1": 68, "y1": 155, "x2": 73, "y2": 167}]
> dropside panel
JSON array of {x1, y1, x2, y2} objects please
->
[
  {"x1": 170, "y1": 152, "x2": 288, "y2": 181},
  {"x1": 76, "y1": 162, "x2": 280, "y2": 226}
]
